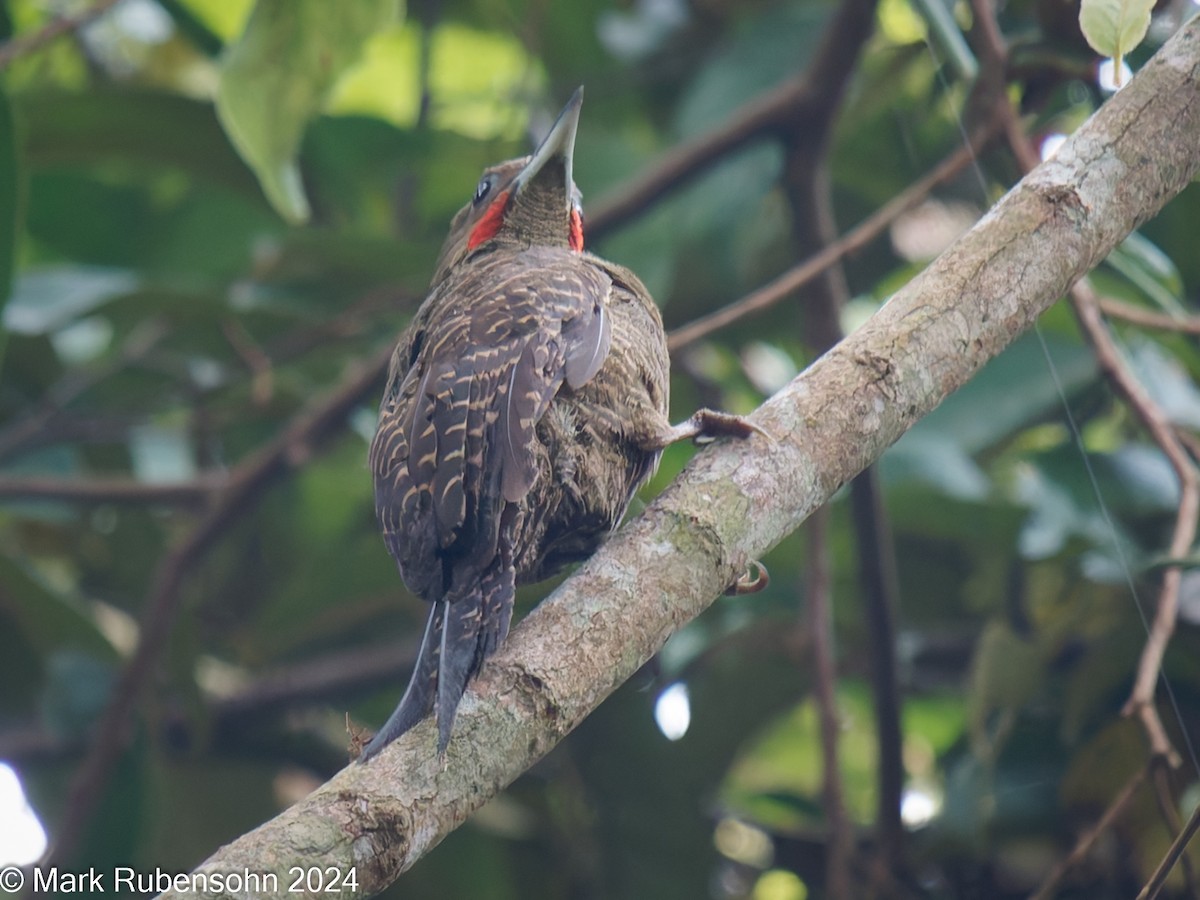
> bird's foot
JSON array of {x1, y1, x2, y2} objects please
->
[
  {"x1": 725, "y1": 560, "x2": 770, "y2": 595},
  {"x1": 662, "y1": 409, "x2": 770, "y2": 447}
]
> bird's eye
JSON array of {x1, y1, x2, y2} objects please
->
[{"x1": 473, "y1": 176, "x2": 494, "y2": 206}]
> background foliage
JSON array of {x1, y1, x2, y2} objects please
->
[{"x1": 1, "y1": 0, "x2": 1199, "y2": 897}]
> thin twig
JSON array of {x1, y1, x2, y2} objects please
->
[
  {"x1": 0, "y1": 0, "x2": 124, "y2": 69},
  {"x1": 1072, "y1": 281, "x2": 1197, "y2": 767},
  {"x1": 1028, "y1": 762, "x2": 1149, "y2": 900},
  {"x1": 45, "y1": 346, "x2": 392, "y2": 865},
  {"x1": 1098, "y1": 297, "x2": 1200, "y2": 336},
  {"x1": 666, "y1": 118, "x2": 1001, "y2": 353},
  {"x1": 1176, "y1": 429, "x2": 1200, "y2": 466},
  {"x1": 222, "y1": 319, "x2": 275, "y2": 407},
  {"x1": 0, "y1": 474, "x2": 223, "y2": 507},
  {"x1": 1147, "y1": 762, "x2": 1199, "y2": 896},
  {"x1": 586, "y1": 77, "x2": 814, "y2": 242},
  {"x1": 1138, "y1": 794, "x2": 1200, "y2": 900}
]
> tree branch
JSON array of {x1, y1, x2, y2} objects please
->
[
  {"x1": 0, "y1": 0, "x2": 124, "y2": 70},
  {"x1": 154, "y1": 20, "x2": 1200, "y2": 897},
  {"x1": 1138, "y1": 788, "x2": 1200, "y2": 900},
  {"x1": 0, "y1": 475, "x2": 223, "y2": 507},
  {"x1": 586, "y1": 76, "x2": 813, "y2": 242},
  {"x1": 1097, "y1": 297, "x2": 1200, "y2": 336},
  {"x1": 1029, "y1": 761, "x2": 1149, "y2": 900},
  {"x1": 1074, "y1": 278, "x2": 1200, "y2": 766}
]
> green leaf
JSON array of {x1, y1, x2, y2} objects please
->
[
  {"x1": 967, "y1": 621, "x2": 1044, "y2": 756},
  {"x1": 1079, "y1": 0, "x2": 1153, "y2": 78},
  {"x1": 1105, "y1": 232, "x2": 1186, "y2": 315},
  {"x1": 0, "y1": 554, "x2": 116, "y2": 663},
  {"x1": 3, "y1": 266, "x2": 139, "y2": 335},
  {"x1": 215, "y1": 0, "x2": 400, "y2": 223},
  {"x1": 16, "y1": 90, "x2": 263, "y2": 201},
  {"x1": 902, "y1": 331, "x2": 1098, "y2": 456}
]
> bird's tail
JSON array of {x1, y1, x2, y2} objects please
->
[
  {"x1": 359, "y1": 602, "x2": 444, "y2": 761},
  {"x1": 434, "y1": 560, "x2": 514, "y2": 753},
  {"x1": 359, "y1": 560, "x2": 515, "y2": 761}
]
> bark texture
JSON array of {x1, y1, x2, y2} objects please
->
[{"x1": 162, "y1": 18, "x2": 1200, "y2": 899}]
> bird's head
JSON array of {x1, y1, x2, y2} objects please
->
[{"x1": 430, "y1": 87, "x2": 585, "y2": 286}]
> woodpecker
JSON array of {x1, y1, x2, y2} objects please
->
[{"x1": 361, "y1": 88, "x2": 754, "y2": 761}]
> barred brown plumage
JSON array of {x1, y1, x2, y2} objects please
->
[{"x1": 360, "y1": 88, "x2": 757, "y2": 761}]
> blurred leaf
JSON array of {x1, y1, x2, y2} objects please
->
[
  {"x1": 1014, "y1": 445, "x2": 1153, "y2": 565},
  {"x1": 1061, "y1": 718, "x2": 1144, "y2": 809},
  {"x1": 427, "y1": 24, "x2": 544, "y2": 140},
  {"x1": 156, "y1": 0, "x2": 235, "y2": 55},
  {"x1": 0, "y1": 553, "x2": 115, "y2": 662},
  {"x1": 16, "y1": 90, "x2": 262, "y2": 200},
  {"x1": 723, "y1": 681, "x2": 878, "y2": 830},
  {"x1": 326, "y1": 24, "x2": 421, "y2": 128},
  {"x1": 3, "y1": 266, "x2": 138, "y2": 335},
  {"x1": 303, "y1": 113, "x2": 507, "y2": 237},
  {"x1": 909, "y1": 331, "x2": 1098, "y2": 455},
  {"x1": 78, "y1": 737, "x2": 149, "y2": 869},
  {"x1": 1097, "y1": 443, "x2": 1182, "y2": 514},
  {"x1": 171, "y1": 0, "x2": 254, "y2": 41},
  {"x1": 1127, "y1": 336, "x2": 1200, "y2": 429},
  {"x1": 903, "y1": 693, "x2": 967, "y2": 756},
  {"x1": 1079, "y1": 0, "x2": 1153, "y2": 75},
  {"x1": 1106, "y1": 232, "x2": 1186, "y2": 315},
  {"x1": 1061, "y1": 626, "x2": 1140, "y2": 741},
  {"x1": 216, "y1": 0, "x2": 400, "y2": 222},
  {"x1": 675, "y1": 4, "x2": 828, "y2": 137},
  {"x1": 882, "y1": 431, "x2": 990, "y2": 499},
  {"x1": 329, "y1": 22, "x2": 544, "y2": 141},
  {"x1": 39, "y1": 650, "x2": 116, "y2": 741},
  {"x1": 129, "y1": 423, "x2": 197, "y2": 483},
  {"x1": 968, "y1": 621, "x2": 1043, "y2": 751},
  {"x1": 936, "y1": 716, "x2": 1064, "y2": 850}
]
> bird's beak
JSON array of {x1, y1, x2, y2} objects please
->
[{"x1": 512, "y1": 86, "x2": 583, "y2": 207}]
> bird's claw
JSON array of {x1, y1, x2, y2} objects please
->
[
  {"x1": 688, "y1": 409, "x2": 771, "y2": 446},
  {"x1": 725, "y1": 560, "x2": 769, "y2": 595}
]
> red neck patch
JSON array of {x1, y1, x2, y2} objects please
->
[
  {"x1": 569, "y1": 208, "x2": 584, "y2": 252},
  {"x1": 466, "y1": 190, "x2": 510, "y2": 250}
]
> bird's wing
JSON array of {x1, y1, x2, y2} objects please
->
[{"x1": 370, "y1": 253, "x2": 613, "y2": 601}]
